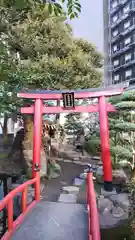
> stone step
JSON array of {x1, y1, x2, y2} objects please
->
[
  {"x1": 58, "y1": 193, "x2": 77, "y2": 203},
  {"x1": 73, "y1": 178, "x2": 84, "y2": 187},
  {"x1": 62, "y1": 186, "x2": 80, "y2": 194}
]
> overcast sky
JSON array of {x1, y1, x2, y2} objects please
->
[{"x1": 70, "y1": 0, "x2": 103, "y2": 53}]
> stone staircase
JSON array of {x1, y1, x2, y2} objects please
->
[
  {"x1": 58, "y1": 174, "x2": 86, "y2": 204},
  {"x1": 51, "y1": 140, "x2": 95, "y2": 166}
]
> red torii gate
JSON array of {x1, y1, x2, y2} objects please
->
[{"x1": 18, "y1": 88, "x2": 123, "y2": 191}]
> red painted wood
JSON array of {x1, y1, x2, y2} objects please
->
[
  {"x1": 87, "y1": 173, "x2": 100, "y2": 240},
  {"x1": 22, "y1": 187, "x2": 28, "y2": 213},
  {"x1": 18, "y1": 88, "x2": 123, "y2": 100},
  {"x1": 1, "y1": 201, "x2": 38, "y2": 240},
  {"x1": 8, "y1": 199, "x2": 13, "y2": 232},
  {"x1": 0, "y1": 177, "x2": 39, "y2": 240},
  {"x1": 32, "y1": 99, "x2": 42, "y2": 201},
  {"x1": 34, "y1": 173, "x2": 40, "y2": 201},
  {"x1": 0, "y1": 178, "x2": 37, "y2": 211},
  {"x1": 32, "y1": 99, "x2": 42, "y2": 189},
  {"x1": 99, "y1": 96, "x2": 112, "y2": 182},
  {"x1": 21, "y1": 103, "x2": 116, "y2": 114}
]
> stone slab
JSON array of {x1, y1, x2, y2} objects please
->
[
  {"x1": 12, "y1": 201, "x2": 88, "y2": 240},
  {"x1": 101, "y1": 188, "x2": 116, "y2": 197},
  {"x1": 58, "y1": 193, "x2": 77, "y2": 203},
  {"x1": 73, "y1": 178, "x2": 84, "y2": 186},
  {"x1": 62, "y1": 186, "x2": 80, "y2": 194}
]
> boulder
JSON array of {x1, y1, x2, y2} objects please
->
[
  {"x1": 97, "y1": 195, "x2": 113, "y2": 213},
  {"x1": 99, "y1": 211, "x2": 128, "y2": 229},
  {"x1": 96, "y1": 166, "x2": 128, "y2": 185},
  {"x1": 109, "y1": 193, "x2": 130, "y2": 212},
  {"x1": 112, "y1": 169, "x2": 129, "y2": 185},
  {"x1": 111, "y1": 206, "x2": 125, "y2": 218},
  {"x1": 23, "y1": 149, "x2": 47, "y2": 178}
]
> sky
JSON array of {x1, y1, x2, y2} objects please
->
[{"x1": 70, "y1": 0, "x2": 103, "y2": 53}]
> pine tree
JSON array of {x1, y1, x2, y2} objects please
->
[
  {"x1": 83, "y1": 91, "x2": 135, "y2": 169},
  {"x1": 109, "y1": 91, "x2": 135, "y2": 170},
  {"x1": 64, "y1": 113, "x2": 83, "y2": 136}
]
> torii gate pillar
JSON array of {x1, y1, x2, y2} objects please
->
[{"x1": 99, "y1": 96, "x2": 112, "y2": 191}]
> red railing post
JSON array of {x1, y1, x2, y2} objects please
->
[
  {"x1": 87, "y1": 172, "x2": 101, "y2": 240},
  {"x1": 22, "y1": 187, "x2": 28, "y2": 213},
  {"x1": 99, "y1": 96, "x2": 113, "y2": 191},
  {"x1": 8, "y1": 199, "x2": 13, "y2": 232},
  {"x1": 32, "y1": 98, "x2": 43, "y2": 201},
  {"x1": 35, "y1": 173, "x2": 40, "y2": 201}
]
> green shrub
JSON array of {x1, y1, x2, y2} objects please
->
[{"x1": 84, "y1": 136, "x2": 100, "y2": 155}]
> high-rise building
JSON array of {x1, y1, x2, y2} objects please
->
[{"x1": 103, "y1": 0, "x2": 135, "y2": 87}]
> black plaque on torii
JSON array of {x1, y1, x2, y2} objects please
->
[{"x1": 62, "y1": 92, "x2": 75, "y2": 108}]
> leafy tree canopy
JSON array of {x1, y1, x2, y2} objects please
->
[
  {"x1": 0, "y1": 2, "x2": 103, "y2": 104},
  {"x1": 0, "y1": 0, "x2": 102, "y2": 137},
  {"x1": 0, "y1": 0, "x2": 81, "y2": 21}
]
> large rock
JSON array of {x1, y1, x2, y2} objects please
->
[
  {"x1": 97, "y1": 195, "x2": 113, "y2": 213},
  {"x1": 111, "y1": 206, "x2": 125, "y2": 218},
  {"x1": 96, "y1": 166, "x2": 128, "y2": 185},
  {"x1": 109, "y1": 193, "x2": 130, "y2": 212},
  {"x1": 99, "y1": 211, "x2": 128, "y2": 229},
  {"x1": 23, "y1": 149, "x2": 47, "y2": 178}
]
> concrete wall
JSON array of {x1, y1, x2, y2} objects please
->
[{"x1": 103, "y1": 0, "x2": 109, "y2": 86}]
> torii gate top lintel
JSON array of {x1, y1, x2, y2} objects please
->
[
  {"x1": 17, "y1": 87, "x2": 123, "y2": 100},
  {"x1": 19, "y1": 88, "x2": 123, "y2": 114}
]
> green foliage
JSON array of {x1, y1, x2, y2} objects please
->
[
  {"x1": 120, "y1": 91, "x2": 135, "y2": 101},
  {"x1": 0, "y1": 0, "x2": 102, "y2": 135},
  {"x1": 114, "y1": 122, "x2": 135, "y2": 132},
  {"x1": 47, "y1": 161, "x2": 61, "y2": 179},
  {"x1": 115, "y1": 101, "x2": 135, "y2": 110},
  {"x1": 84, "y1": 91, "x2": 135, "y2": 168},
  {"x1": 64, "y1": 113, "x2": 83, "y2": 135},
  {"x1": 110, "y1": 145, "x2": 132, "y2": 161},
  {"x1": 64, "y1": 112, "x2": 99, "y2": 139},
  {"x1": 0, "y1": 0, "x2": 82, "y2": 20},
  {"x1": 84, "y1": 136, "x2": 101, "y2": 155},
  {"x1": 108, "y1": 90, "x2": 135, "y2": 169}
]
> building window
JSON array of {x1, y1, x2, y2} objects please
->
[
  {"x1": 113, "y1": 59, "x2": 119, "y2": 66},
  {"x1": 114, "y1": 74, "x2": 120, "y2": 81},
  {"x1": 125, "y1": 53, "x2": 131, "y2": 62},
  {"x1": 112, "y1": 0, "x2": 118, "y2": 9},
  {"x1": 124, "y1": 36, "x2": 131, "y2": 45},
  {"x1": 112, "y1": 14, "x2": 118, "y2": 22},
  {"x1": 125, "y1": 69, "x2": 132, "y2": 78},
  {"x1": 123, "y1": 4, "x2": 130, "y2": 14},
  {"x1": 112, "y1": 29, "x2": 119, "y2": 37},
  {"x1": 113, "y1": 44, "x2": 118, "y2": 52},
  {"x1": 124, "y1": 20, "x2": 130, "y2": 29}
]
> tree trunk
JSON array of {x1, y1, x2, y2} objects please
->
[
  {"x1": 1, "y1": 113, "x2": 8, "y2": 148},
  {"x1": 131, "y1": 166, "x2": 135, "y2": 179},
  {"x1": 56, "y1": 99, "x2": 60, "y2": 124}
]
